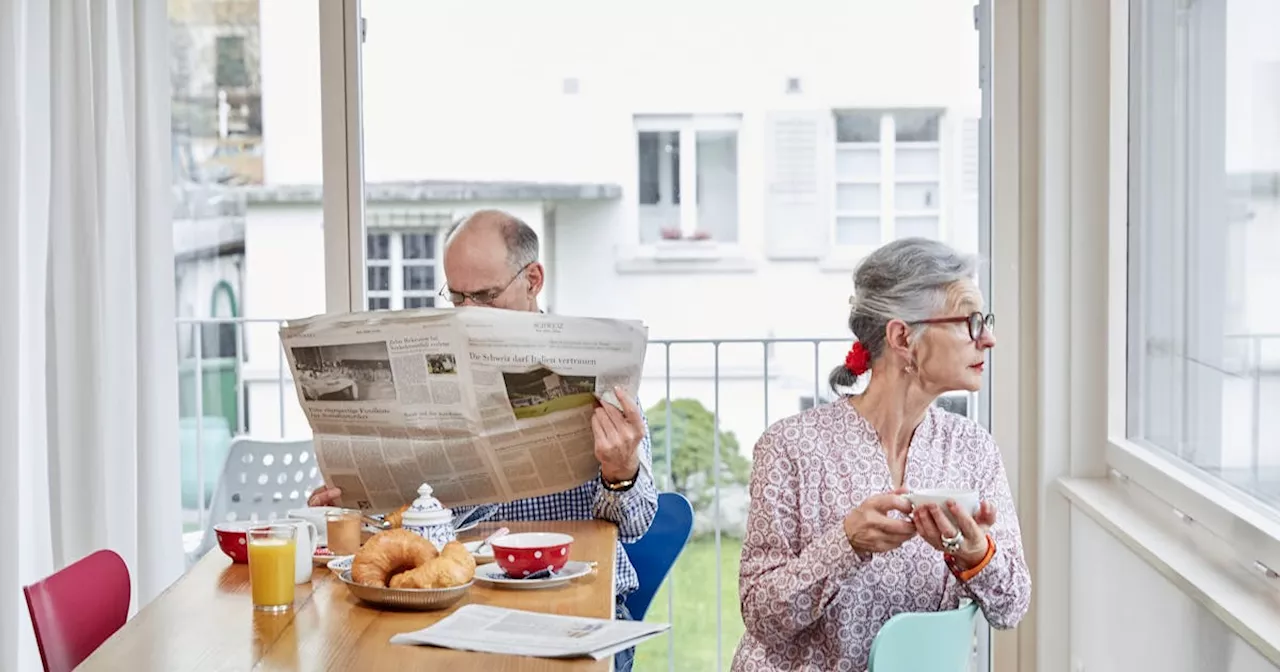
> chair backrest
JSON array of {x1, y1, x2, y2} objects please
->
[
  {"x1": 179, "y1": 415, "x2": 234, "y2": 510},
  {"x1": 193, "y1": 437, "x2": 322, "y2": 559},
  {"x1": 622, "y1": 491, "x2": 695, "y2": 620},
  {"x1": 23, "y1": 549, "x2": 131, "y2": 672},
  {"x1": 867, "y1": 601, "x2": 980, "y2": 672}
]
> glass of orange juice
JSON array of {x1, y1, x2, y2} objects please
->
[{"x1": 248, "y1": 525, "x2": 297, "y2": 612}]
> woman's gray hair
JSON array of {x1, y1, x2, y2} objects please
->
[{"x1": 828, "y1": 237, "x2": 979, "y2": 394}]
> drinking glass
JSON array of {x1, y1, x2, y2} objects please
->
[
  {"x1": 248, "y1": 525, "x2": 297, "y2": 612},
  {"x1": 326, "y1": 509, "x2": 363, "y2": 556}
]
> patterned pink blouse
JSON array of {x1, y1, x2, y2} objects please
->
[{"x1": 731, "y1": 401, "x2": 1031, "y2": 672}]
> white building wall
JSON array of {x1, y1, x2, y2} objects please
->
[{"x1": 262, "y1": 0, "x2": 980, "y2": 186}]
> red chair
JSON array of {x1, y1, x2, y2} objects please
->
[{"x1": 23, "y1": 549, "x2": 131, "y2": 672}]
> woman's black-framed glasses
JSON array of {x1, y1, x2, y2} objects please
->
[{"x1": 909, "y1": 311, "x2": 995, "y2": 342}]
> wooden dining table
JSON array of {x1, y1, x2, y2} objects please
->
[{"x1": 77, "y1": 520, "x2": 620, "y2": 671}]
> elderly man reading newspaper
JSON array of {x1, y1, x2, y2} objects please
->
[{"x1": 308, "y1": 210, "x2": 657, "y2": 672}]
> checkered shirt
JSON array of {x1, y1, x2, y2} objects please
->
[{"x1": 454, "y1": 400, "x2": 658, "y2": 597}]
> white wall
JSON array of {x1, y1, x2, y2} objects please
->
[
  {"x1": 260, "y1": 0, "x2": 980, "y2": 186},
  {"x1": 1069, "y1": 510, "x2": 1278, "y2": 672},
  {"x1": 240, "y1": 204, "x2": 325, "y2": 440}
]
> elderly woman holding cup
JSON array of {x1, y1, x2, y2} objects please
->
[{"x1": 731, "y1": 238, "x2": 1031, "y2": 672}]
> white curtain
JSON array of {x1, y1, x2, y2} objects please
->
[{"x1": 0, "y1": 0, "x2": 183, "y2": 670}]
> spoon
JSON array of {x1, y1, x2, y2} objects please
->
[
  {"x1": 476, "y1": 526, "x2": 509, "y2": 554},
  {"x1": 517, "y1": 560, "x2": 597, "y2": 581}
]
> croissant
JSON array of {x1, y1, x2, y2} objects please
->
[
  {"x1": 350, "y1": 529, "x2": 438, "y2": 588},
  {"x1": 384, "y1": 503, "x2": 411, "y2": 529},
  {"x1": 388, "y1": 540, "x2": 477, "y2": 589}
]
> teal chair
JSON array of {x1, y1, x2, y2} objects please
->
[
  {"x1": 179, "y1": 416, "x2": 234, "y2": 510},
  {"x1": 867, "y1": 601, "x2": 979, "y2": 671}
]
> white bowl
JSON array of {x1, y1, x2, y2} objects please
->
[
  {"x1": 904, "y1": 489, "x2": 980, "y2": 526},
  {"x1": 488, "y1": 532, "x2": 574, "y2": 549}
]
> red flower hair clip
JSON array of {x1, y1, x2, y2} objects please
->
[{"x1": 844, "y1": 342, "x2": 871, "y2": 376}]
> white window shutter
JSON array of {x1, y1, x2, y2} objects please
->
[
  {"x1": 764, "y1": 111, "x2": 832, "y2": 259},
  {"x1": 951, "y1": 116, "x2": 981, "y2": 248}
]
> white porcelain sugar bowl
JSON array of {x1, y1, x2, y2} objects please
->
[{"x1": 401, "y1": 482, "x2": 456, "y2": 551}]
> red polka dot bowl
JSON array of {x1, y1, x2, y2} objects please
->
[
  {"x1": 489, "y1": 532, "x2": 574, "y2": 578},
  {"x1": 214, "y1": 521, "x2": 267, "y2": 564}
]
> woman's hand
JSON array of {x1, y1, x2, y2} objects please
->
[
  {"x1": 916, "y1": 499, "x2": 998, "y2": 569},
  {"x1": 307, "y1": 484, "x2": 343, "y2": 507},
  {"x1": 843, "y1": 488, "x2": 917, "y2": 555}
]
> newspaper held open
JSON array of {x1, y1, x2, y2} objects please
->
[
  {"x1": 389, "y1": 604, "x2": 670, "y2": 660},
  {"x1": 279, "y1": 306, "x2": 648, "y2": 512}
]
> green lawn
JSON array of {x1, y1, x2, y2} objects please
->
[{"x1": 635, "y1": 536, "x2": 745, "y2": 672}]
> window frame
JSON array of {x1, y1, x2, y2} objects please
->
[
  {"x1": 1107, "y1": 0, "x2": 1280, "y2": 584},
  {"x1": 630, "y1": 113, "x2": 746, "y2": 260},
  {"x1": 829, "y1": 108, "x2": 947, "y2": 254},
  {"x1": 364, "y1": 229, "x2": 442, "y2": 312}
]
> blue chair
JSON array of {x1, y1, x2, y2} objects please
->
[
  {"x1": 868, "y1": 601, "x2": 979, "y2": 671},
  {"x1": 621, "y1": 491, "x2": 695, "y2": 620}
]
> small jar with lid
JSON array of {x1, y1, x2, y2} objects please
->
[{"x1": 401, "y1": 483, "x2": 457, "y2": 551}]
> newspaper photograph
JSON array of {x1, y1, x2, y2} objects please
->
[
  {"x1": 389, "y1": 604, "x2": 670, "y2": 659},
  {"x1": 279, "y1": 306, "x2": 648, "y2": 512}
]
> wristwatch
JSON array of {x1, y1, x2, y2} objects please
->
[{"x1": 600, "y1": 470, "x2": 638, "y2": 492}]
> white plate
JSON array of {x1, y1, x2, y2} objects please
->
[
  {"x1": 472, "y1": 561, "x2": 592, "y2": 590},
  {"x1": 463, "y1": 540, "x2": 495, "y2": 563},
  {"x1": 327, "y1": 555, "x2": 354, "y2": 575}
]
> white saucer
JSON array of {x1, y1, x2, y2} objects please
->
[
  {"x1": 463, "y1": 540, "x2": 495, "y2": 564},
  {"x1": 473, "y1": 561, "x2": 592, "y2": 590}
]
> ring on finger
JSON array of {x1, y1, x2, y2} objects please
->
[{"x1": 942, "y1": 531, "x2": 964, "y2": 554}]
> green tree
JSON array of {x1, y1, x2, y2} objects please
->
[{"x1": 645, "y1": 398, "x2": 749, "y2": 512}]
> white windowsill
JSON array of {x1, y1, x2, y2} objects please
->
[
  {"x1": 1058, "y1": 476, "x2": 1280, "y2": 667},
  {"x1": 615, "y1": 241, "x2": 756, "y2": 275},
  {"x1": 1106, "y1": 437, "x2": 1280, "y2": 573}
]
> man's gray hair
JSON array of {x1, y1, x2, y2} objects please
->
[
  {"x1": 445, "y1": 209, "x2": 540, "y2": 271},
  {"x1": 828, "y1": 237, "x2": 979, "y2": 393}
]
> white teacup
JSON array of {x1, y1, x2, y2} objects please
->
[{"x1": 904, "y1": 489, "x2": 980, "y2": 527}]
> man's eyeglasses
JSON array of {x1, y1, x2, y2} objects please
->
[
  {"x1": 438, "y1": 262, "x2": 533, "y2": 306},
  {"x1": 908, "y1": 311, "x2": 995, "y2": 342}
]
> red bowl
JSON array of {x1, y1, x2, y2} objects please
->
[
  {"x1": 489, "y1": 532, "x2": 574, "y2": 577},
  {"x1": 214, "y1": 521, "x2": 266, "y2": 564}
]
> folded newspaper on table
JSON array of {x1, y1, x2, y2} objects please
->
[
  {"x1": 279, "y1": 306, "x2": 648, "y2": 512},
  {"x1": 389, "y1": 604, "x2": 670, "y2": 660}
]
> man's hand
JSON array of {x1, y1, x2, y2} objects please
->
[
  {"x1": 307, "y1": 485, "x2": 343, "y2": 508},
  {"x1": 591, "y1": 386, "x2": 645, "y2": 483}
]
